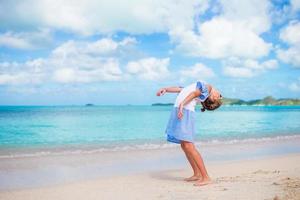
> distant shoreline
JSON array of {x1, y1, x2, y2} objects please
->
[
  {"x1": 152, "y1": 96, "x2": 300, "y2": 106},
  {"x1": 1, "y1": 95, "x2": 300, "y2": 107},
  {"x1": 152, "y1": 103, "x2": 300, "y2": 106},
  {"x1": 0, "y1": 104, "x2": 300, "y2": 107}
]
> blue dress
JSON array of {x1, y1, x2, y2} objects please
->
[{"x1": 165, "y1": 81, "x2": 209, "y2": 144}]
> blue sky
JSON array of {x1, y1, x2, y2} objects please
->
[{"x1": 0, "y1": 0, "x2": 300, "y2": 105}]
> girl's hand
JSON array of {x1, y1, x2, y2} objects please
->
[
  {"x1": 177, "y1": 104, "x2": 184, "y2": 119},
  {"x1": 156, "y1": 88, "x2": 166, "y2": 96}
]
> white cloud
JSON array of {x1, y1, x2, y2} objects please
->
[
  {"x1": 49, "y1": 38, "x2": 133, "y2": 83},
  {"x1": 277, "y1": 20, "x2": 300, "y2": 68},
  {"x1": 0, "y1": 73, "x2": 29, "y2": 85},
  {"x1": 126, "y1": 57, "x2": 170, "y2": 80},
  {"x1": 0, "y1": 32, "x2": 32, "y2": 49},
  {"x1": 51, "y1": 37, "x2": 136, "y2": 59},
  {"x1": 289, "y1": 82, "x2": 300, "y2": 92},
  {"x1": 169, "y1": 0, "x2": 272, "y2": 59},
  {"x1": 279, "y1": 20, "x2": 300, "y2": 45},
  {"x1": 291, "y1": 0, "x2": 300, "y2": 12},
  {"x1": 223, "y1": 66, "x2": 254, "y2": 78},
  {"x1": 222, "y1": 57, "x2": 278, "y2": 78},
  {"x1": 170, "y1": 18, "x2": 272, "y2": 59},
  {"x1": 261, "y1": 59, "x2": 278, "y2": 69},
  {"x1": 0, "y1": 36, "x2": 174, "y2": 85},
  {"x1": 52, "y1": 59, "x2": 122, "y2": 83},
  {"x1": 0, "y1": 0, "x2": 274, "y2": 61},
  {"x1": 179, "y1": 63, "x2": 215, "y2": 82},
  {"x1": 0, "y1": 37, "x2": 135, "y2": 85},
  {"x1": 219, "y1": 0, "x2": 271, "y2": 34},
  {"x1": 0, "y1": 59, "x2": 46, "y2": 84},
  {"x1": 48, "y1": 37, "x2": 137, "y2": 83},
  {"x1": 288, "y1": 77, "x2": 300, "y2": 92},
  {"x1": 85, "y1": 39, "x2": 118, "y2": 55},
  {"x1": 277, "y1": 47, "x2": 300, "y2": 68},
  {"x1": 53, "y1": 68, "x2": 75, "y2": 83},
  {"x1": 0, "y1": 29, "x2": 52, "y2": 49},
  {"x1": 270, "y1": 0, "x2": 300, "y2": 25},
  {"x1": 0, "y1": 0, "x2": 208, "y2": 35}
]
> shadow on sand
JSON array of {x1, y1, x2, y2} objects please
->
[{"x1": 149, "y1": 169, "x2": 185, "y2": 181}]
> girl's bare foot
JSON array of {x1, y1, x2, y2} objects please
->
[
  {"x1": 193, "y1": 178, "x2": 213, "y2": 186},
  {"x1": 184, "y1": 175, "x2": 202, "y2": 182}
]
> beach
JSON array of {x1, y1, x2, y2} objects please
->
[
  {"x1": 1, "y1": 106, "x2": 300, "y2": 199},
  {"x1": 2, "y1": 0, "x2": 300, "y2": 199},
  {"x1": 1, "y1": 137, "x2": 300, "y2": 200}
]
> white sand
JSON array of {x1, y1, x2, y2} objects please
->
[{"x1": 1, "y1": 153, "x2": 299, "y2": 200}]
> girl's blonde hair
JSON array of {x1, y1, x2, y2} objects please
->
[{"x1": 201, "y1": 95, "x2": 222, "y2": 112}]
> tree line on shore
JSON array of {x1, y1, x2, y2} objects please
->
[{"x1": 152, "y1": 96, "x2": 300, "y2": 106}]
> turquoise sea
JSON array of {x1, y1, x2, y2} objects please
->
[
  {"x1": 1, "y1": 105, "x2": 300, "y2": 189},
  {"x1": 0, "y1": 105, "x2": 300, "y2": 155}
]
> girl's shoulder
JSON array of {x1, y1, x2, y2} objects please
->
[
  {"x1": 195, "y1": 80, "x2": 207, "y2": 90},
  {"x1": 181, "y1": 80, "x2": 207, "y2": 92},
  {"x1": 196, "y1": 80, "x2": 207, "y2": 85},
  {"x1": 195, "y1": 80, "x2": 210, "y2": 102}
]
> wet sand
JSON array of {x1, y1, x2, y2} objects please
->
[
  {"x1": 0, "y1": 153, "x2": 299, "y2": 200},
  {"x1": 1, "y1": 136, "x2": 300, "y2": 199}
]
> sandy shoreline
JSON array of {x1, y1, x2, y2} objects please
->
[
  {"x1": 0, "y1": 153, "x2": 300, "y2": 200},
  {"x1": 1, "y1": 137, "x2": 300, "y2": 200}
]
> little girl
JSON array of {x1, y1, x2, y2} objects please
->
[{"x1": 156, "y1": 80, "x2": 222, "y2": 186}]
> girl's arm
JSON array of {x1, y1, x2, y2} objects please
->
[
  {"x1": 156, "y1": 86, "x2": 182, "y2": 96},
  {"x1": 177, "y1": 90, "x2": 201, "y2": 119}
]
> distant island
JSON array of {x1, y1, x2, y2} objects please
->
[
  {"x1": 85, "y1": 103, "x2": 95, "y2": 106},
  {"x1": 222, "y1": 96, "x2": 300, "y2": 106},
  {"x1": 152, "y1": 103, "x2": 174, "y2": 106},
  {"x1": 152, "y1": 96, "x2": 300, "y2": 106}
]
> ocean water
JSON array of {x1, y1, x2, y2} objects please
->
[
  {"x1": 0, "y1": 105, "x2": 300, "y2": 153},
  {"x1": 1, "y1": 105, "x2": 300, "y2": 189}
]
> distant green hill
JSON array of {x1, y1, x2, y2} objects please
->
[
  {"x1": 223, "y1": 96, "x2": 300, "y2": 105},
  {"x1": 152, "y1": 103, "x2": 174, "y2": 106},
  {"x1": 152, "y1": 96, "x2": 300, "y2": 106}
]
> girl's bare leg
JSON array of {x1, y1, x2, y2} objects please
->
[
  {"x1": 192, "y1": 148, "x2": 212, "y2": 186},
  {"x1": 181, "y1": 141, "x2": 212, "y2": 186},
  {"x1": 180, "y1": 142, "x2": 202, "y2": 181}
]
